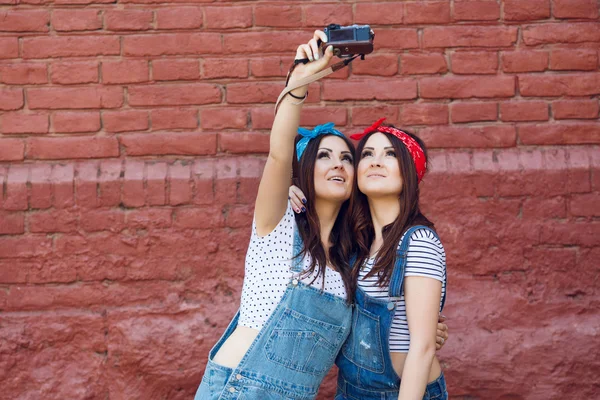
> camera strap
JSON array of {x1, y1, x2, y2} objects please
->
[{"x1": 274, "y1": 55, "x2": 360, "y2": 114}]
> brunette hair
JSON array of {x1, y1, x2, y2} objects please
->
[
  {"x1": 351, "y1": 125, "x2": 435, "y2": 287},
  {"x1": 292, "y1": 133, "x2": 356, "y2": 301}
]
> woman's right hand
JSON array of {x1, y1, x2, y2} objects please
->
[
  {"x1": 288, "y1": 30, "x2": 334, "y2": 84},
  {"x1": 289, "y1": 185, "x2": 307, "y2": 214}
]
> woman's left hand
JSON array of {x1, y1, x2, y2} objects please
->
[
  {"x1": 289, "y1": 185, "x2": 307, "y2": 213},
  {"x1": 436, "y1": 314, "x2": 449, "y2": 350}
]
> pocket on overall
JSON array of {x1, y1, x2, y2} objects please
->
[
  {"x1": 265, "y1": 308, "x2": 345, "y2": 375},
  {"x1": 341, "y1": 306, "x2": 385, "y2": 373}
]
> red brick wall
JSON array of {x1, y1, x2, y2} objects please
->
[{"x1": 1, "y1": 1, "x2": 599, "y2": 399}]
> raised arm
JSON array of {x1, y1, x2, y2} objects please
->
[{"x1": 254, "y1": 31, "x2": 332, "y2": 236}]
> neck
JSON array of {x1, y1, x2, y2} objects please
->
[
  {"x1": 368, "y1": 196, "x2": 400, "y2": 244},
  {"x1": 314, "y1": 198, "x2": 342, "y2": 249}
]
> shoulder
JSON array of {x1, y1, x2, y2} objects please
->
[
  {"x1": 252, "y1": 201, "x2": 296, "y2": 241},
  {"x1": 403, "y1": 227, "x2": 446, "y2": 279},
  {"x1": 407, "y1": 228, "x2": 444, "y2": 252}
]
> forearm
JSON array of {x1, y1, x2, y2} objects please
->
[
  {"x1": 397, "y1": 345, "x2": 436, "y2": 400},
  {"x1": 268, "y1": 85, "x2": 307, "y2": 163}
]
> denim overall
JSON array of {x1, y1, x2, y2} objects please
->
[
  {"x1": 335, "y1": 226, "x2": 448, "y2": 400},
  {"x1": 195, "y1": 229, "x2": 352, "y2": 400}
]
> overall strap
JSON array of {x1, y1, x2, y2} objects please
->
[
  {"x1": 388, "y1": 225, "x2": 438, "y2": 298},
  {"x1": 291, "y1": 227, "x2": 304, "y2": 274}
]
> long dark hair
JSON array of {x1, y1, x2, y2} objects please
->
[
  {"x1": 292, "y1": 133, "x2": 356, "y2": 301},
  {"x1": 351, "y1": 126, "x2": 434, "y2": 287}
]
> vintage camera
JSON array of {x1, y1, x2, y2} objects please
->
[{"x1": 322, "y1": 24, "x2": 375, "y2": 58}]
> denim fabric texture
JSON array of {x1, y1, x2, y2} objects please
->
[
  {"x1": 195, "y1": 229, "x2": 352, "y2": 399},
  {"x1": 335, "y1": 225, "x2": 448, "y2": 400}
]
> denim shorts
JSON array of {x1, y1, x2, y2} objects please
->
[
  {"x1": 194, "y1": 359, "x2": 233, "y2": 400},
  {"x1": 335, "y1": 372, "x2": 448, "y2": 400}
]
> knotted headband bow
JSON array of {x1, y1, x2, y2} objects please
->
[
  {"x1": 350, "y1": 118, "x2": 427, "y2": 183},
  {"x1": 296, "y1": 122, "x2": 345, "y2": 161}
]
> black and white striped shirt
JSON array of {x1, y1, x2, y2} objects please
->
[{"x1": 357, "y1": 228, "x2": 446, "y2": 353}]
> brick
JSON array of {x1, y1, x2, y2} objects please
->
[
  {"x1": 450, "y1": 102, "x2": 497, "y2": 123},
  {"x1": 80, "y1": 209, "x2": 125, "y2": 232},
  {"x1": 27, "y1": 136, "x2": 119, "y2": 160},
  {"x1": 156, "y1": 7, "x2": 202, "y2": 29},
  {"x1": 1, "y1": 112, "x2": 49, "y2": 135},
  {"x1": 226, "y1": 82, "x2": 284, "y2": 104},
  {"x1": 28, "y1": 87, "x2": 123, "y2": 109},
  {"x1": 552, "y1": 100, "x2": 599, "y2": 120},
  {"x1": 0, "y1": 211, "x2": 25, "y2": 234},
  {"x1": 522, "y1": 197, "x2": 567, "y2": 220},
  {"x1": 550, "y1": 49, "x2": 598, "y2": 71},
  {"x1": 375, "y1": 29, "x2": 419, "y2": 50},
  {"x1": 75, "y1": 161, "x2": 98, "y2": 208},
  {"x1": 0, "y1": 38, "x2": 19, "y2": 59},
  {"x1": 523, "y1": 23, "x2": 600, "y2": 45},
  {"x1": 323, "y1": 80, "x2": 417, "y2": 101},
  {"x1": 419, "y1": 126, "x2": 517, "y2": 148},
  {"x1": 103, "y1": 110, "x2": 149, "y2": 133},
  {"x1": 120, "y1": 132, "x2": 217, "y2": 156},
  {"x1": 423, "y1": 26, "x2": 518, "y2": 48},
  {"x1": 250, "y1": 106, "x2": 347, "y2": 130},
  {"x1": 123, "y1": 33, "x2": 222, "y2": 56},
  {"x1": 98, "y1": 160, "x2": 122, "y2": 207},
  {"x1": 169, "y1": 162, "x2": 192, "y2": 205},
  {"x1": 501, "y1": 51, "x2": 548, "y2": 73},
  {"x1": 220, "y1": 132, "x2": 269, "y2": 154},
  {"x1": 51, "y1": 61, "x2": 98, "y2": 84},
  {"x1": 405, "y1": 1, "x2": 451, "y2": 24},
  {"x1": 129, "y1": 84, "x2": 221, "y2": 106},
  {"x1": 0, "y1": 63, "x2": 47, "y2": 84},
  {"x1": 570, "y1": 193, "x2": 600, "y2": 217},
  {"x1": 352, "y1": 106, "x2": 400, "y2": 126},
  {"x1": 451, "y1": 51, "x2": 498, "y2": 74},
  {"x1": 204, "y1": 6, "x2": 252, "y2": 29},
  {"x1": 250, "y1": 57, "x2": 287, "y2": 77},
  {"x1": 224, "y1": 31, "x2": 307, "y2": 54},
  {"x1": 30, "y1": 164, "x2": 52, "y2": 209},
  {"x1": 53, "y1": 112, "x2": 101, "y2": 133},
  {"x1": 146, "y1": 162, "x2": 167, "y2": 206},
  {"x1": 504, "y1": 0, "x2": 550, "y2": 20},
  {"x1": 0, "y1": 138, "x2": 25, "y2": 161},
  {"x1": 102, "y1": 60, "x2": 149, "y2": 84},
  {"x1": 519, "y1": 123, "x2": 600, "y2": 145},
  {"x1": 4, "y1": 165, "x2": 28, "y2": 211},
  {"x1": 0, "y1": 88, "x2": 23, "y2": 110},
  {"x1": 541, "y1": 222, "x2": 600, "y2": 247},
  {"x1": 192, "y1": 159, "x2": 214, "y2": 205},
  {"x1": 31, "y1": 209, "x2": 79, "y2": 233},
  {"x1": 0, "y1": 10, "x2": 48, "y2": 32},
  {"x1": 122, "y1": 160, "x2": 145, "y2": 208},
  {"x1": 151, "y1": 109, "x2": 198, "y2": 130},
  {"x1": 125, "y1": 208, "x2": 172, "y2": 230},
  {"x1": 105, "y1": 10, "x2": 152, "y2": 31},
  {"x1": 500, "y1": 102, "x2": 549, "y2": 122},
  {"x1": 351, "y1": 55, "x2": 398, "y2": 76},
  {"x1": 174, "y1": 207, "x2": 224, "y2": 229},
  {"x1": 51, "y1": 164, "x2": 75, "y2": 209},
  {"x1": 519, "y1": 73, "x2": 600, "y2": 97},
  {"x1": 354, "y1": 2, "x2": 404, "y2": 25},
  {"x1": 226, "y1": 204, "x2": 253, "y2": 228},
  {"x1": 400, "y1": 53, "x2": 448, "y2": 75},
  {"x1": 22, "y1": 36, "x2": 120, "y2": 59},
  {"x1": 52, "y1": 9, "x2": 102, "y2": 31},
  {"x1": 0, "y1": 236, "x2": 52, "y2": 259},
  {"x1": 553, "y1": 0, "x2": 599, "y2": 19},
  {"x1": 153, "y1": 59, "x2": 199, "y2": 81},
  {"x1": 200, "y1": 108, "x2": 247, "y2": 130},
  {"x1": 400, "y1": 103, "x2": 448, "y2": 126},
  {"x1": 420, "y1": 76, "x2": 515, "y2": 99},
  {"x1": 304, "y1": 4, "x2": 353, "y2": 26},
  {"x1": 453, "y1": 1, "x2": 500, "y2": 21},
  {"x1": 202, "y1": 59, "x2": 248, "y2": 79},
  {"x1": 255, "y1": 5, "x2": 301, "y2": 27}
]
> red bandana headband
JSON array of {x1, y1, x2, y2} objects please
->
[{"x1": 350, "y1": 118, "x2": 427, "y2": 183}]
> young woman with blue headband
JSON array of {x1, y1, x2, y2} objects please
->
[{"x1": 194, "y1": 30, "x2": 357, "y2": 400}]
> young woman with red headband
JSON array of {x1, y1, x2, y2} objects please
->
[{"x1": 290, "y1": 119, "x2": 448, "y2": 400}]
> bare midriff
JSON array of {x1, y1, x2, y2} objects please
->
[
  {"x1": 212, "y1": 326, "x2": 260, "y2": 369},
  {"x1": 390, "y1": 353, "x2": 442, "y2": 383}
]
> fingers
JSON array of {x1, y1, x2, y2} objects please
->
[
  {"x1": 289, "y1": 192, "x2": 304, "y2": 214},
  {"x1": 308, "y1": 38, "x2": 320, "y2": 61},
  {"x1": 438, "y1": 314, "x2": 447, "y2": 323},
  {"x1": 314, "y1": 30, "x2": 327, "y2": 44}
]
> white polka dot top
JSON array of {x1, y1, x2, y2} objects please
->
[{"x1": 238, "y1": 201, "x2": 348, "y2": 330}]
